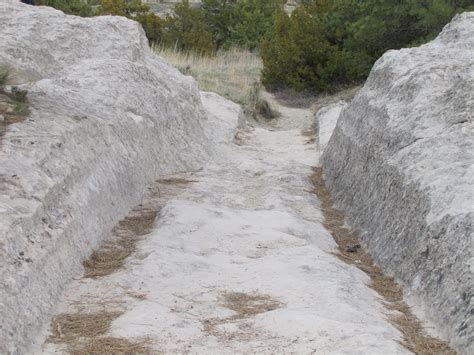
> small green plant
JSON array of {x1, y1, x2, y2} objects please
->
[
  {"x1": 9, "y1": 86, "x2": 29, "y2": 114},
  {"x1": 0, "y1": 67, "x2": 30, "y2": 116},
  {"x1": 10, "y1": 87, "x2": 28, "y2": 103},
  {"x1": 0, "y1": 66, "x2": 30, "y2": 132},
  {"x1": 13, "y1": 102, "x2": 29, "y2": 115}
]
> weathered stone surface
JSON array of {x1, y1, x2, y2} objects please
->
[
  {"x1": 322, "y1": 12, "x2": 473, "y2": 353},
  {"x1": 315, "y1": 101, "x2": 347, "y2": 152},
  {"x1": 0, "y1": 2, "x2": 238, "y2": 353}
]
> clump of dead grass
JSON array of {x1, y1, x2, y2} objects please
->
[
  {"x1": 154, "y1": 46, "x2": 276, "y2": 119},
  {"x1": 48, "y1": 199, "x2": 163, "y2": 353},
  {"x1": 71, "y1": 336, "x2": 152, "y2": 355},
  {"x1": 49, "y1": 311, "x2": 152, "y2": 354},
  {"x1": 223, "y1": 291, "x2": 282, "y2": 320},
  {"x1": 49, "y1": 312, "x2": 123, "y2": 342},
  {"x1": 83, "y1": 209, "x2": 158, "y2": 278},
  {"x1": 311, "y1": 167, "x2": 455, "y2": 355},
  {"x1": 202, "y1": 291, "x2": 283, "y2": 342}
]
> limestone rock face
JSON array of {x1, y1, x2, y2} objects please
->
[
  {"x1": 322, "y1": 13, "x2": 474, "y2": 353},
  {"x1": 0, "y1": 2, "x2": 237, "y2": 353}
]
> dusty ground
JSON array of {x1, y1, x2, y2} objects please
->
[{"x1": 37, "y1": 93, "x2": 451, "y2": 354}]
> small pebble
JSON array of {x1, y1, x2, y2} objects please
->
[{"x1": 0, "y1": 114, "x2": 4, "y2": 122}]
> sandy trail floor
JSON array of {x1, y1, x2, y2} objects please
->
[{"x1": 38, "y1": 96, "x2": 410, "y2": 354}]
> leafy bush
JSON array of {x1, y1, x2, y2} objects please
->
[
  {"x1": 99, "y1": 0, "x2": 165, "y2": 45},
  {"x1": 98, "y1": 0, "x2": 149, "y2": 17},
  {"x1": 202, "y1": 0, "x2": 285, "y2": 50},
  {"x1": 160, "y1": 0, "x2": 285, "y2": 54},
  {"x1": 261, "y1": 0, "x2": 474, "y2": 93},
  {"x1": 161, "y1": 1, "x2": 215, "y2": 55},
  {"x1": 135, "y1": 12, "x2": 164, "y2": 45},
  {"x1": 261, "y1": 9, "x2": 355, "y2": 93}
]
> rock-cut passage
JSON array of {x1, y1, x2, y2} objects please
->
[{"x1": 39, "y1": 99, "x2": 452, "y2": 354}]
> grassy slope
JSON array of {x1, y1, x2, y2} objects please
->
[{"x1": 154, "y1": 47, "x2": 272, "y2": 118}]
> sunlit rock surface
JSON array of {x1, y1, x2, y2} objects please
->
[{"x1": 0, "y1": 2, "x2": 237, "y2": 353}]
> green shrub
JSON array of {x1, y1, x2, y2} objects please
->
[
  {"x1": 162, "y1": 1, "x2": 215, "y2": 55},
  {"x1": 261, "y1": 0, "x2": 473, "y2": 93},
  {"x1": 98, "y1": 0, "x2": 149, "y2": 17},
  {"x1": 202, "y1": 0, "x2": 285, "y2": 50},
  {"x1": 11, "y1": 87, "x2": 28, "y2": 103},
  {"x1": 135, "y1": 12, "x2": 164, "y2": 45},
  {"x1": 261, "y1": 9, "x2": 353, "y2": 93}
]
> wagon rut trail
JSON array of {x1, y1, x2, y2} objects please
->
[{"x1": 39, "y1": 96, "x2": 450, "y2": 355}]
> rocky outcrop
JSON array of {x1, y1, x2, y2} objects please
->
[
  {"x1": 322, "y1": 13, "x2": 473, "y2": 353},
  {"x1": 0, "y1": 2, "x2": 238, "y2": 353}
]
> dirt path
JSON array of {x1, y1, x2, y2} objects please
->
[{"x1": 37, "y1": 95, "x2": 447, "y2": 354}]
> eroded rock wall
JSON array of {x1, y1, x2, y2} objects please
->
[
  {"x1": 0, "y1": 2, "x2": 236, "y2": 353},
  {"x1": 321, "y1": 13, "x2": 473, "y2": 353}
]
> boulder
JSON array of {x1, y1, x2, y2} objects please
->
[{"x1": 322, "y1": 12, "x2": 474, "y2": 353}]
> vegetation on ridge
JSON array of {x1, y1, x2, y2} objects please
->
[
  {"x1": 30, "y1": 0, "x2": 474, "y2": 94},
  {"x1": 261, "y1": 0, "x2": 474, "y2": 92}
]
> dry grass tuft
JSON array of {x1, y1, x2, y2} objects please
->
[
  {"x1": 202, "y1": 291, "x2": 283, "y2": 342},
  {"x1": 47, "y1": 199, "x2": 164, "y2": 353},
  {"x1": 49, "y1": 311, "x2": 153, "y2": 354},
  {"x1": 223, "y1": 292, "x2": 282, "y2": 320},
  {"x1": 71, "y1": 336, "x2": 152, "y2": 355},
  {"x1": 49, "y1": 312, "x2": 123, "y2": 342},
  {"x1": 311, "y1": 167, "x2": 455, "y2": 354},
  {"x1": 84, "y1": 209, "x2": 158, "y2": 278}
]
